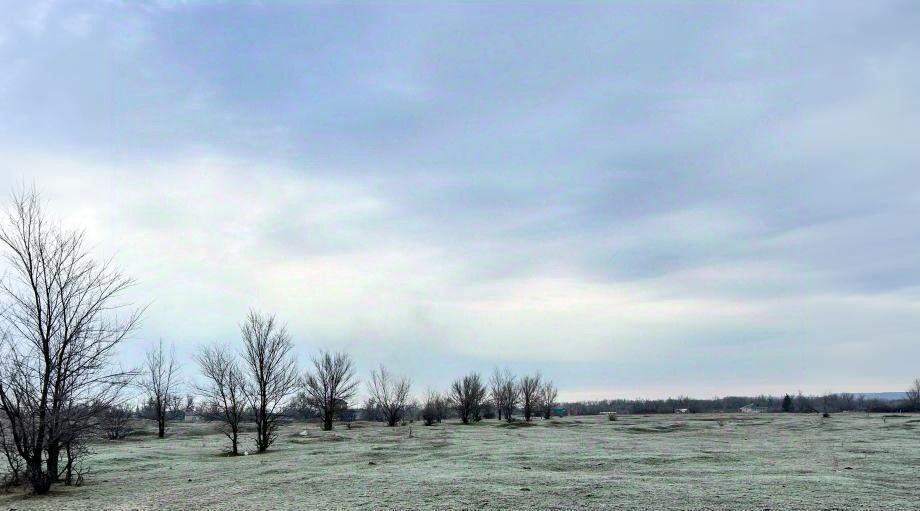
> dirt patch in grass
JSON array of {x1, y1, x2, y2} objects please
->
[
  {"x1": 623, "y1": 423, "x2": 688, "y2": 434},
  {"x1": 497, "y1": 421, "x2": 537, "y2": 429}
]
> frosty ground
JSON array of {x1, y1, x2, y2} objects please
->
[{"x1": 1, "y1": 413, "x2": 917, "y2": 510}]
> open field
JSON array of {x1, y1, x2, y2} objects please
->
[{"x1": 1, "y1": 413, "x2": 917, "y2": 510}]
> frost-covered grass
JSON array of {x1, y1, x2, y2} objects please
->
[{"x1": 1, "y1": 413, "x2": 917, "y2": 510}]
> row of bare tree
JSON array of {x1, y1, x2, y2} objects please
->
[
  {"x1": 192, "y1": 337, "x2": 562, "y2": 455},
  {"x1": 423, "y1": 369, "x2": 558, "y2": 426}
]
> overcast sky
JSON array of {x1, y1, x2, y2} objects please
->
[{"x1": 0, "y1": 1, "x2": 918, "y2": 400}]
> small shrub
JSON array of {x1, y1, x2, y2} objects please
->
[{"x1": 608, "y1": 413, "x2": 617, "y2": 421}]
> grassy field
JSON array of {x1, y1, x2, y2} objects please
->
[{"x1": 0, "y1": 413, "x2": 917, "y2": 510}]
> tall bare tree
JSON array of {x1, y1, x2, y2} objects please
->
[
  {"x1": 140, "y1": 340, "x2": 180, "y2": 439},
  {"x1": 301, "y1": 350, "x2": 359, "y2": 431},
  {"x1": 241, "y1": 311, "x2": 297, "y2": 453},
  {"x1": 0, "y1": 189, "x2": 140, "y2": 493},
  {"x1": 367, "y1": 365, "x2": 411, "y2": 427},
  {"x1": 196, "y1": 343, "x2": 246, "y2": 454},
  {"x1": 519, "y1": 373, "x2": 542, "y2": 422},
  {"x1": 450, "y1": 372, "x2": 487, "y2": 424},
  {"x1": 907, "y1": 377, "x2": 920, "y2": 412},
  {"x1": 540, "y1": 381, "x2": 559, "y2": 419}
]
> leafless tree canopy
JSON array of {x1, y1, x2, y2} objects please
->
[
  {"x1": 195, "y1": 343, "x2": 246, "y2": 454},
  {"x1": 519, "y1": 373, "x2": 542, "y2": 422},
  {"x1": 0, "y1": 189, "x2": 140, "y2": 493},
  {"x1": 241, "y1": 310, "x2": 297, "y2": 452},
  {"x1": 140, "y1": 340, "x2": 180, "y2": 439},
  {"x1": 540, "y1": 381, "x2": 559, "y2": 419},
  {"x1": 367, "y1": 365, "x2": 411, "y2": 427},
  {"x1": 450, "y1": 372, "x2": 486, "y2": 424},
  {"x1": 302, "y1": 350, "x2": 359, "y2": 431}
]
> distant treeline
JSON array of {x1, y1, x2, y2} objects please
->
[{"x1": 561, "y1": 392, "x2": 915, "y2": 415}]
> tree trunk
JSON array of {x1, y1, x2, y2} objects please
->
[
  {"x1": 46, "y1": 443, "x2": 60, "y2": 482},
  {"x1": 256, "y1": 417, "x2": 268, "y2": 452},
  {"x1": 158, "y1": 418, "x2": 166, "y2": 438},
  {"x1": 256, "y1": 399, "x2": 269, "y2": 452},
  {"x1": 64, "y1": 442, "x2": 74, "y2": 486},
  {"x1": 28, "y1": 456, "x2": 51, "y2": 495},
  {"x1": 497, "y1": 409, "x2": 502, "y2": 421},
  {"x1": 322, "y1": 411, "x2": 333, "y2": 431}
]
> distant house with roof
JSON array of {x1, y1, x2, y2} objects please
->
[{"x1": 739, "y1": 403, "x2": 765, "y2": 413}]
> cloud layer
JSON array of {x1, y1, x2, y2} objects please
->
[{"x1": 1, "y1": 1, "x2": 918, "y2": 398}]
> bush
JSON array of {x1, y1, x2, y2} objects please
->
[{"x1": 608, "y1": 413, "x2": 617, "y2": 421}]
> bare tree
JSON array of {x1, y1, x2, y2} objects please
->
[
  {"x1": 0, "y1": 421, "x2": 25, "y2": 488},
  {"x1": 490, "y1": 368, "x2": 517, "y2": 421},
  {"x1": 59, "y1": 415, "x2": 92, "y2": 486},
  {"x1": 367, "y1": 365, "x2": 411, "y2": 427},
  {"x1": 0, "y1": 189, "x2": 140, "y2": 493},
  {"x1": 241, "y1": 311, "x2": 298, "y2": 453},
  {"x1": 101, "y1": 404, "x2": 134, "y2": 440},
  {"x1": 501, "y1": 373, "x2": 519, "y2": 422},
  {"x1": 421, "y1": 388, "x2": 440, "y2": 426},
  {"x1": 184, "y1": 394, "x2": 196, "y2": 416},
  {"x1": 450, "y1": 372, "x2": 487, "y2": 424},
  {"x1": 140, "y1": 340, "x2": 180, "y2": 439},
  {"x1": 196, "y1": 343, "x2": 246, "y2": 454},
  {"x1": 907, "y1": 378, "x2": 920, "y2": 412},
  {"x1": 519, "y1": 373, "x2": 542, "y2": 422},
  {"x1": 301, "y1": 350, "x2": 359, "y2": 431},
  {"x1": 434, "y1": 393, "x2": 449, "y2": 423},
  {"x1": 540, "y1": 381, "x2": 559, "y2": 419},
  {"x1": 362, "y1": 396, "x2": 382, "y2": 422}
]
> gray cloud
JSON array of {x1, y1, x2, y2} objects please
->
[{"x1": 0, "y1": 1, "x2": 918, "y2": 398}]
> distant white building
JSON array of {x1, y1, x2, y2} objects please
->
[
  {"x1": 739, "y1": 404, "x2": 764, "y2": 413},
  {"x1": 675, "y1": 408, "x2": 689, "y2": 414}
]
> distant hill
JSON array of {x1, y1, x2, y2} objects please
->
[{"x1": 856, "y1": 392, "x2": 906, "y2": 401}]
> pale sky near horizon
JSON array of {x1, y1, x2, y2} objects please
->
[{"x1": 0, "y1": 1, "x2": 918, "y2": 401}]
